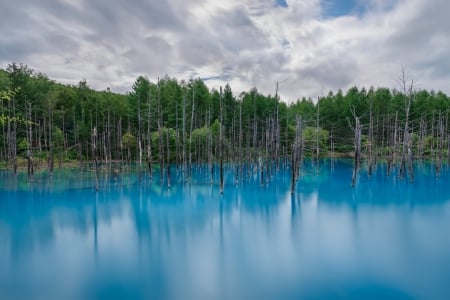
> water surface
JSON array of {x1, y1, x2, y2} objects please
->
[{"x1": 1, "y1": 161, "x2": 449, "y2": 299}]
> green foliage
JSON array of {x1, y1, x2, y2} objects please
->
[
  {"x1": 151, "y1": 127, "x2": 177, "y2": 160},
  {"x1": 302, "y1": 127, "x2": 329, "y2": 155},
  {"x1": 54, "y1": 128, "x2": 64, "y2": 151},
  {"x1": 122, "y1": 132, "x2": 137, "y2": 149},
  {"x1": 18, "y1": 138, "x2": 29, "y2": 155},
  {"x1": 2, "y1": 62, "x2": 450, "y2": 165},
  {"x1": 190, "y1": 120, "x2": 220, "y2": 146}
]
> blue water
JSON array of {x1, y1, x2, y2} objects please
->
[{"x1": 1, "y1": 160, "x2": 450, "y2": 300}]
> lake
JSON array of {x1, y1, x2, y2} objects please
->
[{"x1": 1, "y1": 160, "x2": 450, "y2": 299}]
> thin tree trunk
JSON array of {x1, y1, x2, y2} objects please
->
[
  {"x1": 182, "y1": 95, "x2": 187, "y2": 182},
  {"x1": 48, "y1": 106, "x2": 54, "y2": 176},
  {"x1": 352, "y1": 116, "x2": 362, "y2": 188},
  {"x1": 157, "y1": 78, "x2": 164, "y2": 183},
  {"x1": 147, "y1": 95, "x2": 153, "y2": 180},
  {"x1": 291, "y1": 115, "x2": 302, "y2": 194},
  {"x1": 219, "y1": 87, "x2": 224, "y2": 194},
  {"x1": 368, "y1": 94, "x2": 374, "y2": 177},
  {"x1": 92, "y1": 127, "x2": 99, "y2": 191},
  {"x1": 27, "y1": 102, "x2": 34, "y2": 180},
  {"x1": 189, "y1": 83, "x2": 195, "y2": 182},
  {"x1": 166, "y1": 127, "x2": 171, "y2": 189}
]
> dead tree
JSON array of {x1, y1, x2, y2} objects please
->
[
  {"x1": 137, "y1": 94, "x2": 143, "y2": 170},
  {"x1": 219, "y1": 87, "x2": 224, "y2": 194},
  {"x1": 398, "y1": 68, "x2": 414, "y2": 181},
  {"x1": 350, "y1": 108, "x2": 362, "y2": 188},
  {"x1": 387, "y1": 112, "x2": 398, "y2": 176},
  {"x1": 368, "y1": 94, "x2": 374, "y2": 177},
  {"x1": 166, "y1": 128, "x2": 171, "y2": 189},
  {"x1": 316, "y1": 97, "x2": 320, "y2": 173},
  {"x1": 48, "y1": 105, "x2": 54, "y2": 177},
  {"x1": 436, "y1": 114, "x2": 444, "y2": 177},
  {"x1": 147, "y1": 94, "x2": 153, "y2": 180},
  {"x1": 26, "y1": 102, "x2": 34, "y2": 180},
  {"x1": 188, "y1": 82, "x2": 195, "y2": 182},
  {"x1": 239, "y1": 99, "x2": 243, "y2": 182},
  {"x1": 207, "y1": 109, "x2": 214, "y2": 184},
  {"x1": 11, "y1": 95, "x2": 17, "y2": 175},
  {"x1": 182, "y1": 94, "x2": 187, "y2": 181},
  {"x1": 274, "y1": 81, "x2": 280, "y2": 170},
  {"x1": 92, "y1": 127, "x2": 99, "y2": 191},
  {"x1": 157, "y1": 78, "x2": 164, "y2": 183},
  {"x1": 291, "y1": 115, "x2": 302, "y2": 194}
]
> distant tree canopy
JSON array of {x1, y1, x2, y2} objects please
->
[{"x1": 1, "y1": 62, "x2": 449, "y2": 167}]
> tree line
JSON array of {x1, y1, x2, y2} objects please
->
[{"x1": 1, "y1": 63, "x2": 450, "y2": 186}]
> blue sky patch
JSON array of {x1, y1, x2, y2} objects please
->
[
  {"x1": 321, "y1": 0, "x2": 365, "y2": 18},
  {"x1": 275, "y1": 0, "x2": 288, "y2": 8}
]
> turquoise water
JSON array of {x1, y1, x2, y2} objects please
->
[{"x1": 1, "y1": 160, "x2": 450, "y2": 300}]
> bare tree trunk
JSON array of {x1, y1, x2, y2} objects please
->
[
  {"x1": 182, "y1": 95, "x2": 187, "y2": 182},
  {"x1": 351, "y1": 113, "x2": 362, "y2": 188},
  {"x1": 219, "y1": 87, "x2": 224, "y2": 194},
  {"x1": 368, "y1": 94, "x2": 374, "y2": 177},
  {"x1": 275, "y1": 81, "x2": 280, "y2": 170},
  {"x1": 399, "y1": 68, "x2": 414, "y2": 180},
  {"x1": 107, "y1": 110, "x2": 111, "y2": 164},
  {"x1": 48, "y1": 105, "x2": 54, "y2": 177},
  {"x1": 407, "y1": 131, "x2": 414, "y2": 182},
  {"x1": 27, "y1": 102, "x2": 34, "y2": 180},
  {"x1": 388, "y1": 112, "x2": 398, "y2": 176},
  {"x1": 157, "y1": 80, "x2": 165, "y2": 184},
  {"x1": 436, "y1": 114, "x2": 444, "y2": 177},
  {"x1": 238, "y1": 99, "x2": 243, "y2": 183},
  {"x1": 291, "y1": 115, "x2": 302, "y2": 194},
  {"x1": 59, "y1": 106, "x2": 65, "y2": 168},
  {"x1": 11, "y1": 96, "x2": 17, "y2": 175},
  {"x1": 189, "y1": 84, "x2": 195, "y2": 182},
  {"x1": 175, "y1": 102, "x2": 180, "y2": 170},
  {"x1": 1, "y1": 100, "x2": 6, "y2": 163},
  {"x1": 166, "y1": 127, "x2": 171, "y2": 189},
  {"x1": 92, "y1": 127, "x2": 99, "y2": 191},
  {"x1": 138, "y1": 95, "x2": 143, "y2": 170},
  {"x1": 207, "y1": 109, "x2": 213, "y2": 184},
  {"x1": 117, "y1": 117, "x2": 122, "y2": 169},
  {"x1": 252, "y1": 91, "x2": 257, "y2": 171},
  {"x1": 147, "y1": 95, "x2": 153, "y2": 180},
  {"x1": 316, "y1": 97, "x2": 320, "y2": 173},
  {"x1": 418, "y1": 117, "x2": 425, "y2": 159},
  {"x1": 447, "y1": 112, "x2": 450, "y2": 165}
]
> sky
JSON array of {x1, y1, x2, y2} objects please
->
[{"x1": 1, "y1": 0, "x2": 449, "y2": 102}]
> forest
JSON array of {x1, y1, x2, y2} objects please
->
[{"x1": 1, "y1": 63, "x2": 450, "y2": 189}]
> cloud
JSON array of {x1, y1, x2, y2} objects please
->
[{"x1": 0, "y1": 0, "x2": 449, "y2": 102}]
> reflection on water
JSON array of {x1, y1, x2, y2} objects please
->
[{"x1": 1, "y1": 160, "x2": 450, "y2": 299}]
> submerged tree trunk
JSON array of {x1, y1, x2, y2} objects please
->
[
  {"x1": 368, "y1": 95, "x2": 374, "y2": 177},
  {"x1": 11, "y1": 96, "x2": 17, "y2": 175},
  {"x1": 166, "y1": 128, "x2": 171, "y2": 189},
  {"x1": 399, "y1": 68, "x2": 414, "y2": 180},
  {"x1": 146, "y1": 94, "x2": 153, "y2": 180},
  {"x1": 157, "y1": 78, "x2": 164, "y2": 184},
  {"x1": 316, "y1": 98, "x2": 320, "y2": 174},
  {"x1": 189, "y1": 84, "x2": 195, "y2": 182},
  {"x1": 48, "y1": 106, "x2": 54, "y2": 177},
  {"x1": 182, "y1": 95, "x2": 187, "y2": 182},
  {"x1": 291, "y1": 115, "x2": 302, "y2": 194},
  {"x1": 352, "y1": 116, "x2": 362, "y2": 188},
  {"x1": 219, "y1": 87, "x2": 224, "y2": 194},
  {"x1": 26, "y1": 102, "x2": 34, "y2": 180},
  {"x1": 92, "y1": 127, "x2": 99, "y2": 192}
]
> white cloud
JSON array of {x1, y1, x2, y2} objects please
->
[{"x1": 0, "y1": 0, "x2": 448, "y2": 102}]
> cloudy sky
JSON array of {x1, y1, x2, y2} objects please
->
[{"x1": 1, "y1": 0, "x2": 448, "y2": 102}]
